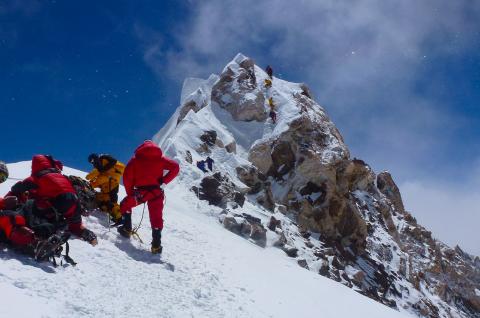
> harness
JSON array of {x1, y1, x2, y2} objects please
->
[
  {"x1": 130, "y1": 184, "x2": 165, "y2": 243},
  {"x1": 134, "y1": 184, "x2": 164, "y2": 202}
]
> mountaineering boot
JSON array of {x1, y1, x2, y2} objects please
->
[
  {"x1": 81, "y1": 228, "x2": 98, "y2": 246},
  {"x1": 151, "y1": 228, "x2": 162, "y2": 254},
  {"x1": 117, "y1": 213, "x2": 132, "y2": 238},
  {"x1": 109, "y1": 204, "x2": 123, "y2": 226}
]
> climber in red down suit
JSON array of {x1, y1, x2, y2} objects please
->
[
  {"x1": 118, "y1": 140, "x2": 180, "y2": 254},
  {"x1": 9, "y1": 155, "x2": 97, "y2": 245}
]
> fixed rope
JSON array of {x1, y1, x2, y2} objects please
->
[{"x1": 131, "y1": 203, "x2": 146, "y2": 244}]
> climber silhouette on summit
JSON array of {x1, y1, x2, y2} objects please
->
[{"x1": 266, "y1": 65, "x2": 273, "y2": 78}]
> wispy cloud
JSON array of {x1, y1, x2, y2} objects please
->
[{"x1": 401, "y1": 170, "x2": 480, "y2": 256}]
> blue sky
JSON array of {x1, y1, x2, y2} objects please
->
[
  {"x1": 1, "y1": 0, "x2": 189, "y2": 170},
  {"x1": 1, "y1": 0, "x2": 480, "y2": 253}
]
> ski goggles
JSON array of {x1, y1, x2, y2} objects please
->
[{"x1": 0, "y1": 172, "x2": 7, "y2": 184}]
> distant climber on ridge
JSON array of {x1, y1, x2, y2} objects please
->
[
  {"x1": 0, "y1": 161, "x2": 19, "y2": 211},
  {"x1": 264, "y1": 78, "x2": 272, "y2": 88},
  {"x1": 196, "y1": 160, "x2": 208, "y2": 173},
  {"x1": 86, "y1": 153, "x2": 125, "y2": 225},
  {"x1": 0, "y1": 161, "x2": 8, "y2": 184},
  {"x1": 206, "y1": 156, "x2": 214, "y2": 172},
  {"x1": 118, "y1": 140, "x2": 180, "y2": 254},
  {"x1": 266, "y1": 65, "x2": 273, "y2": 79},
  {"x1": 268, "y1": 97, "x2": 277, "y2": 124}
]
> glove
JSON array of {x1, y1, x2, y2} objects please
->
[
  {"x1": 81, "y1": 228, "x2": 98, "y2": 246},
  {"x1": 3, "y1": 196, "x2": 18, "y2": 210},
  {"x1": 11, "y1": 180, "x2": 37, "y2": 195}
]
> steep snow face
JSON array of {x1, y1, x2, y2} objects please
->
[
  {"x1": 152, "y1": 54, "x2": 480, "y2": 318},
  {"x1": 0, "y1": 162, "x2": 408, "y2": 318}
]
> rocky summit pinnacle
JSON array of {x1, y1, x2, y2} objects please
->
[{"x1": 154, "y1": 54, "x2": 480, "y2": 318}]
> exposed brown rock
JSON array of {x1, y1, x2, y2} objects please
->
[
  {"x1": 319, "y1": 260, "x2": 330, "y2": 276},
  {"x1": 353, "y1": 271, "x2": 366, "y2": 286},
  {"x1": 211, "y1": 57, "x2": 267, "y2": 122},
  {"x1": 225, "y1": 141, "x2": 236, "y2": 153},
  {"x1": 284, "y1": 246, "x2": 298, "y2": 258},
  {"x1": 193, "y1": 172, "x2": 245, "y2": 208},
  {"x1": 256, "y1": 183, "x2": 275, "y2": 211},
  {"x1": 267, "y1": 216, "x2": 281, "y2": 231},
  {"x1": 222, "y1": 214, "x2": 267, "y2": 248},
  {"x1": 297, "y1": 259, "x2": 309, "y2": 269},
  {"x1": 270, "y1": 140, "x2": 296, "y2": 177},
  {"x1": 200, "y1": 130, "x2": 217, "y2": 146},
  {"x1": 248, "y1": 142, "x2": 273, "y2": 175},
  {"x1": 377, "y1": 171, "x2": 405, "y2": 214},
  {"x1": 178, "y1": 100, "x2": 201, "y2": 124}
]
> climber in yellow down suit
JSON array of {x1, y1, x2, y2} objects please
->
[{"x1": 86, "y1": 153, "x2": 125, "y2": 224}]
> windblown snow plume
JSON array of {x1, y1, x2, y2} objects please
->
[{"x1": 155, "y1": 53, "x2": 480, "y2": 318}]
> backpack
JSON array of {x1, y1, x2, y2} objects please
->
[{"x1": 67, "y1": 176, "x2": 99, "y2": 215}]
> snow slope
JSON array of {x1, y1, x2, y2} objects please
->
[{"x1": 0, "y1": 161, "x2": 408, "y2": 318}]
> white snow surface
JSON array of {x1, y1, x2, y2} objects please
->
[{"x1": 0, "y1": 161, "x2": 408, "y2": 318}]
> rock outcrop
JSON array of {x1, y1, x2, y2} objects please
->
[
  {"x1": 211, "y1": 55, "x2": 267, "y2": 122},
  {"x1": 377, "y1": 171, "x2": 406, "y2": 213},
  {"x1": 220, "y1": 212, "x2": 267, "y2": 247},
  {"x1": 192, "y1": 172, "x2": 245, "y2": 209}
]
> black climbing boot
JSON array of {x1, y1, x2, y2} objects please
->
[
  {"x1": 117, "y1": 213, "x2": 132, "y2": 238},
  {"x1": 151, "y1": 228, "x2": 162, "y2": 254}
]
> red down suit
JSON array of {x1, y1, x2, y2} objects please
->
[
  {"x1": 120, "y1": 141, "x2": 179, "y2": 229},
  {"x1": 11, "y1": 155, "x2": 85, "y2": 236},
  {"x1": 0, "y1": 210, "x2": 36, "y2": 246}
]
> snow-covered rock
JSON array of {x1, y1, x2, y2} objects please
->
[{"x1": 155, "y1": 54, "x2": 480, "y2": 318}]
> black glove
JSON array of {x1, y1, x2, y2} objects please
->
[
  {"x1": 11, "y1": 180, "x2": 37, "y2": 195},
  {"x1": 3, "y1": 196, "x2": 18, "y2": 210},
  {"x1": 81, "y1": 228, "x2": 98, "y2": 246}
]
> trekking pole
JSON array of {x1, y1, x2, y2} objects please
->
[
  {"x1": 107, "y1": 209, "x2": 111, "y2": 232},
  {"x1": 196, "y1": 185, "x2": 200, "y2": 209},
  {"x1": 107, "y1": 178, "x2": 112, "y2": 232}
]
